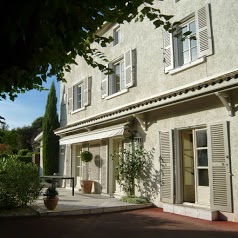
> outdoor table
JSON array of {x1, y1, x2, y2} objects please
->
[{"x1": 40, "y1": 175, "x2": 74, "y2": 196}]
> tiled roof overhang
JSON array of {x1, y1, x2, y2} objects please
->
[{"x1": 55, "y1": 69, "x2": 238, "y2": 135}]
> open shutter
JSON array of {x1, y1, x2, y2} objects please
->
[
  {"x1": 82, "y1": 143, "x2": 89, "y2": 180},
  {"x1": 84, "y1": 77, "x2": 92, "y2": 107},
  {"x1": 159, "y1": 131, "x2": 174, "y2": 203},
  {"x1": 195, "y1": 4, "x2": 213, "y2": 58},
  {"x1": 124, "y1": 48, "x2": 133, "y2": 88},
  {"x1": 100, "y1": 139, "x2": 108, "y2": 193},
  {"x1": 163, "y1": 29, "x2": 174, "y2": 73},
  {"x1": 101, "y1": 70, "x2": 108, "y2": 99},
  {"x1": 65, "y1": 145, "x2": 72, "y2": 186},
  {"x1": 208, "y1": 122, "x2": 232, "y2": 212},
  {"x1": 68, "y1": 87, "x2": 73, "y2": 114}
]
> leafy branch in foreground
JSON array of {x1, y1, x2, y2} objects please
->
[{"x1": 0, "y1": 0, "x2": 175, "y2": 100}]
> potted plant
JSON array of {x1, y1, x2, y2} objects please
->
[
  {"x1": 80, "y1": 151, "x2": 93, "y2": 194},
  {"x1": 43, "y1": 187, "x2": 59, "y2": 210}
]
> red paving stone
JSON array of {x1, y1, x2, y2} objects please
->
[{"x1": 1, "y1": 208, "x2": 238, "y2": 238}]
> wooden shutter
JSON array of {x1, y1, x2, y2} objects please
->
[
  {"x1": 163, "y1": 29, "x2": 174, "y2": 73},
  {"x1": 84, "y1": 77, "x2": 92, "y2": 107},
  {"x1": 65, "y1": 145, "x2": 72, "y2": 186},
  {"x1": 195, "y1": 4, "x2": 213, "y2": 58},
  {"x1": 124, "y1": 48, "x2": 133, "y2": 88},
  {"x1": 68, "y1": 87, "x2": 73, "y2": 113},
  {"x1": 101, "y1": 70, "x2": 108, "y2": 98},
  {"x1": 208, "y1": 122, "x2": 232, "y2": 212},
  {"x1": 82, "y1": 143, "x2": 89, "y2": 180},
  {"x1": 159, "y1": 131, "x2": 174, "y2": 203},
  {"x1": 100, "y1": 139, "x2": 108, "y2": 193}
]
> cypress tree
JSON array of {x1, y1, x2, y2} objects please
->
[{"x1": 42, "y1": 82, "x2": 59, "y2": 175}]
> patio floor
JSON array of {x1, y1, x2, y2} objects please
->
[{"x1": 31, "y1": 187, "x2": 153, "y2": 216}]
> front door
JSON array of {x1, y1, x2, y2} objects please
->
[{"x1": 181, "y1": 128, "x2": 210, "y2": 206}]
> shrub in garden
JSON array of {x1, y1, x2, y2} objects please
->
[
  {"x1": 17, "y1": 149, "x2": 31, "y2": 156},
  {"x1": 0, "y1": 155, "x2": 42, "y2": 209},
  {"x1": 112, "y1": 146, "x2": 155, "y2": 196},
  {"x1": 17, "y1": 156, "x2": 32, "y2": 164}
]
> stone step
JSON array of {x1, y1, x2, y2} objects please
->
[{"x1": 163, "y1": 204, "x2": 219, "y2": 221}]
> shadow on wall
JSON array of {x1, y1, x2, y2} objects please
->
[{"x1": 138, "y1": 150, "x2": 160, "y2": 201}]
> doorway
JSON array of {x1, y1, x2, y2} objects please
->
[{"x1": 181, "y1": 128, "x2": 210, "y2": 206}]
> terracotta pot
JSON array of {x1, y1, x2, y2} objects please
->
[
  {"x1": 43, "y1": 197, "x2": 59, "y2": 210},
  {"x1": 80, "y1": 180, "x2": 93, "y2": 194}
]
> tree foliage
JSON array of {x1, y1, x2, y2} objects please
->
[
  {"x1": 0, "y1": 0, "x2": 174, "y2": 100},
  {"x1": 0, "y1": 155, "x2": 42, "y2": 209},
  {"x1": 0, "y1": 117, "x2": 43, "y2": 153},
  {"x1": 42, "y1": 82, "x2": 59, "y2": 175},
  {"x1": 112, "y1": 145, "x2": 155, "y2": 196}
]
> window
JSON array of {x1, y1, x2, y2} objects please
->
[
  {"x1": 113, "y1": 26, "x2": 121, "y2": 46},
  {"x1": 176, "y1": 19, "x2": 197, "y2": 67},
  {"x1": 163, "y1": 4, "x2": 213, "y2": 73},
  {"x1": 68, "y1": 77, "x2": 92, "y2": 113},
  {"x1": 101, "y1": 48, "x2": 134, "y2": 99},
  {"x1": 73, "y1": 83, "x2": 84, "y2": 110},
  {"x1": 195, "y1": 129, "x2": 209, "y2": 186},
  {"x1": 109, "y1": 59, "x2": 125, "y2": 95}
]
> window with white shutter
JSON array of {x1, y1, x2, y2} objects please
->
[
  {"x1": 103, "y1": 49, "x2": 135, "y2": 98},
  {"x1": 163, "y1": 3, "x2": 213, "y2": 73},
  {"x1": 159, "y1": 130, "x2": 174, "y2": 203}
]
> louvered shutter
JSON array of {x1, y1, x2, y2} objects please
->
[
  {"x1": 84, "y1": 77, "x2": 92, "y2": 107},
  {"x1": 124, "y1": 48, "x2": 133, "y2": 88},
  {"x1": 163, "y1": 29, "x2": 174, "y2": 73},
  {"x1": 65, "y1": 145, "x2": 72, "y2": 187},
  {"x1": 208, "y1": 122, "x2": 232, "y2": 212},
  {"x1": 68, "y1": 87, "x2": 73, "y2": 113},
  {"x1": 100, "y1": 139, "x2": 108, "y2": 193},
  {"x1": 159, "y1": 131, "x2": 174, "y2": 203},
  {"x1": 195, "y1": 4, "x2": 213, "y2": 58},
  {"x1": 101, "y1": 70, "x2": 108, "y2": 98},
  {"x1": 82, "y1": 143, "x2": 89, "y2": 180}
]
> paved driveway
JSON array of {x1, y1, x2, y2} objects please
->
[{"x1": 1, "y1": 208, "x2": 238, "y2": 238}]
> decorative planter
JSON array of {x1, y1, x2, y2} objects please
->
[
  {"x1": 80, "y1": 180, "x2": 93, "y2": 194},
  {"x1": 43, "y1": 197, "x2": 59, "y2": 210}
]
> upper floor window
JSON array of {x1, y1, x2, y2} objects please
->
[
  {"x1": 109, "y1": 59, "x2": 125, "y2": 95},
  {"x1": 68, "y1": 77, "x2": 92, "y2": 113},
  {"x1": 113, "y1": 26, "x2": 121, "y2": 46},
  {"x1": 163, "y1": 4, "x2": 213, "y2": 73},
  {"x1": 101, "y1": 48, "x2": 135, "y2": 99},
  {"x1": 177, "y1": 18, "x2": 197, "y2": 67},
  {"x1": 73, "y1": 83, "x2": 84, "y2": 110}
]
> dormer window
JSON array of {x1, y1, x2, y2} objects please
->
[{"x1": 113, "y1": 26, "x2": 121, "y2": 46}]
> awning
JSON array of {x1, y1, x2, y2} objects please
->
[{"x1": 59, "y1": 123, "x2": 127, "y2": 145}]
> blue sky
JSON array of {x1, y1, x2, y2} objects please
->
[{"x1": 0, "y1": 77, "x2": 60, "y2": 129}]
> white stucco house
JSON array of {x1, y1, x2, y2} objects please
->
[{"x1": 55, "y1": 0, "x2": 238, "y2": 221}]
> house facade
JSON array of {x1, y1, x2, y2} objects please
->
[{"x1": 55, "y1": 0, "x2": 238, "y2": 221}]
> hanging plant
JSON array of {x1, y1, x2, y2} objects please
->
[{"x1": 80, "y1": 151, "x2": 93, "y2": 163}]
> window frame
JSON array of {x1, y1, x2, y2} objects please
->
[
  {"x1": 110, "y1": 58, "x2": 125, "y2": 95},
  {"x1": 174, "y1": 17, "x2": 197, "y2": 68},
  {"x1": 73, "y1": 81, "x2": 84, "y2": 112},
  {"x1": 163, "y1": 4, "x2": 213, "y2": 74},
  {"x1": 113, "y1": 25, "x2": 122, "y2": 46}
]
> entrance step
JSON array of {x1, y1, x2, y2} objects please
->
[{"x1": 163, "y1": 204, "x2": 219, "y2": 221}]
